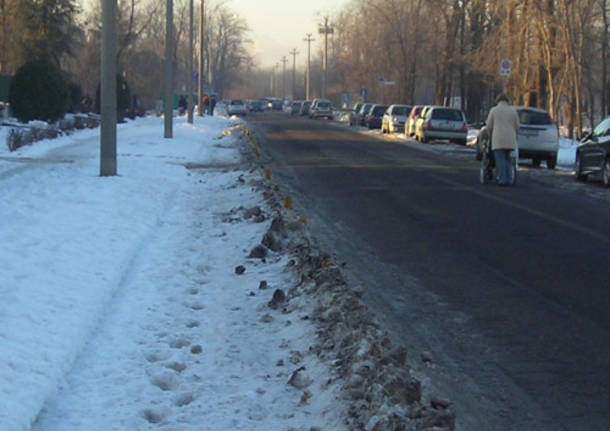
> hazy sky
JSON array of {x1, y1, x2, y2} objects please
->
[{"x1": 226, "y1": 0, "x2": 350, "y2": 69}]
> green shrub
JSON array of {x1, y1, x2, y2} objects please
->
[{"x1": 8, "y1": 60, "x2": 69, "y2": 123}]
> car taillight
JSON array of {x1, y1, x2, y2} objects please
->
[
  {"x1": 461, "y1": 122, "x2": 468, "y2": 132},
  {"x1": 426, "y1": 120, "x2": 433, "y2": 129}
]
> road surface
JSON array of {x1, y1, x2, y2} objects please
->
[{"x1": 247, "y1": 112, "x2": 610, "y2": 431}]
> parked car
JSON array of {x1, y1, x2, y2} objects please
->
[
  {"x1": 348, "y1": 102, "x2": 363, "y2": 126},
  {"x1": 382, "y1": 104, "x2": 412, "y2": 134},
  {"x1": 474, "y1": 107, "x2": 559, "y2": 168},
  {"x1": 358, "y1": 103, "x2": 374, "y2": 126},
  {"x1": 414, "y1": 105, "x2": 435, "y2": 141},
  {"x1": 416, "y1": 106, "x2": 468, "y2": 145},
  {"x1": 265, "y1": 98, "x2": 282, "y2": 110},
  {"x1": 299, "y1": 100, "x2": 312, "y2": 116},
  {"x1": 366, "y1": 104, "x2": 388, "y2": 129},
  {"x1": 248, "y1": 100, "x2": 265, "y2": 112},
  {"x1": 309, "y1": 99, "x2": 333, "y2": 119},
  {"x1": 515, "y1": 107, "x2": 559, "y2": 169},
  {"x1": 406, "y1": 105, "x2": 423, "y2": 137},
  {"x1": 290, "y1": 100, "x2": 303, "y2": 115},
  {"x1": 575, "y1": 116, "x2": 610, "y2": 186},
  {"x1": 227, "y1": 99, "x2": 247, "y2": 116}
]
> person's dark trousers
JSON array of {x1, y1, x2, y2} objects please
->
[{"x1": 493, "y1": 149, "x2": 513, "y2": 185}]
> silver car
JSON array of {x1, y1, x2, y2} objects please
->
[
  {"x1": 417, "y1": 106, "x2": 468, "y2": 145},
  {"x1": 309, "y1": 99, "x2": 333, "y2": 119},
  {"x1": 516, "y1": 107, "x2": 559, "y2": 169},
  {"x1": 227, "y1": 99, "x2": 247, "y2": 116},
  {"x1": 382, "y1": 104, "x2": 412, "y2": 134}
]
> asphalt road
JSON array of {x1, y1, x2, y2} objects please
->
[{"x1": 247, "y1": 112, "x2": 609, "y2": 431}]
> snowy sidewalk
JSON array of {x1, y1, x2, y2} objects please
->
[{"x1": 0, "y1": 116, "x2": 344, "y2": 430}]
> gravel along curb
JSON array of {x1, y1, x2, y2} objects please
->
[{"x1": 238, "y1": 125, "x2": 456, "y2": 431}]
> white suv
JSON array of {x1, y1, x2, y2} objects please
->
[
  {"x1": 516, "y1": 107, "x2": 559, "y2": 169},
  {"x1": 475, "y1": 107, "x2": 559, "y2": 168}
]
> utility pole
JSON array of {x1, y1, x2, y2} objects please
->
[
  {"x1": 100, "y1": 0, "x2": 117, "y2": 176},
  {"x1": 281, "y1": 56, "x2": 288, "y2": 99},
  {"x1": 197, "y1": 0, "x2": 204, "y2": 116},
  {"x1": 318, "y1": 17, "x2": 333, "y2": 99},
  {"x1": 289, "y1": 48, "x2": 299, "y2": 99},
  {"x1": 187, "y1": 0, "x2": 194, "y2": 123},
  {"x1": 304, "y1": 33, "x2": 314, "y2": 100},
  {"x1": 270, "y1": 64, "x2": 277, "y2": 96},
  {"x1": 164, "y1": 0, "x2": 173, "y2": 138}
]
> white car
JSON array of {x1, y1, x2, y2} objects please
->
[
  {"x1": 227, "y1": 99, "x2": 247, "y2": 116},
  {"x1": 515, "y1": 107, "x2": 559, "y2": 169},
  {"x1": 382, "y1": 104, "x2": 412, "y2": 134},
  {"x1": 309, "y1": 98, "x2": 333, "y2": 119},
  {"x1": 475, "y1": 107, "x2": 559, "y2": 169}
]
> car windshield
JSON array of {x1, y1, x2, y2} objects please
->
[
  {"x1": 231, "y1": 100, "x2": 243, "y2": 105},
  {"x1": 392, "y1": 106, "x2": 410, "y2": 116},
  {"x1": 518, "y1": 109, "x2": 552, "y2": 125},
  {"x1": 431, "y1": 108, "x2": 463, "y2": 121}
]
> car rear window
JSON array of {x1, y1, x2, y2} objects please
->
[
  {"x1": 392, "y1": 106, "x2": 411, "y2": 116},
  {"x1": 518, "y1": 109, "x2": 552, "y2": 125},
  {"x1": 231, "y1": 100, "x2": 243, "y2": 105},
  {"x1": 431, "y1": 108, "x2": 463, "y2": 121},
  {"x1": 318, "y1": 102, "x2": 331, "y2": 108},
  {"x1": 373, "y1": 106, "x2": 387, "y2": 115}
]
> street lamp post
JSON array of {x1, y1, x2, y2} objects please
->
[
  {"x1": 281, "y1": 56, "x2": 288, "y2": 99},
  {"x1": 304, "y1": 33, "x2": 314, "y2": 100},
  {"x1": 164, "y1": 0, "x2": 173, "y2": 138},
  {"x1": 197, "y1": 0, "x2": 204, "y2": 116},
  {"x1": 100, "y1": 0, "x2": 117, "y2": 176},
  {"x1": 187, "y1": 0, "x2": 194, "y2": 123},
  {"x1": 289, "y1": 48, "x2": 299, "y2": 99},
  {"x1": 318, "y1": 17, "x2": 333, "y2": 99}
]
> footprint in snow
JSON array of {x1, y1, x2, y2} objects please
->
[
  {"x1": 173, "y1": 392, "x2": 196, "y2": 407},
  {"x1": 151, "y1": 372, "x2": 179, "y2": 391},
  {"x1": 168, "y1": 337, "x2": 191, "y2": 349}
]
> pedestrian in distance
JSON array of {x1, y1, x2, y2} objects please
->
[
  {"x1": 210, "y1": 95, "x2": 216, "y2": 116},
  {"x1": 202, "y1": 95, "x2": 209, "y2": 115},
  {"x1": 178, "y1": 95, "x2": 187, "y2": 115},
  {"x1": 485, "y1": 93, "x2": 520, "y2": 185}
]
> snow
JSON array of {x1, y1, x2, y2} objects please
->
[{"x1": 0, "y1": 115, "x2": 346, "y2": 430}]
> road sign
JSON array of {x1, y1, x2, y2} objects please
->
[
  {"x1": 500, "y1": 59, "x2": 512, "y2": 77},
  {"x1": 360, "y1": 88, "x2": 368, "y2": 97},
  {"x1": 377, "y1": 78, "x2": 396, "y2": 86}
]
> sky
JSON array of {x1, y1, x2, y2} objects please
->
[
  {"x1": 0, "y1": 114, "x2": 346, "y2": 430},
  {"x1": 226, "y1": 0, "x2": 350, "y2": 68}
]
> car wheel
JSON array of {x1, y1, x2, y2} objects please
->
[
  {"x1": 532, "y1": 158, "x2": 541, "y2": 168},
  {"x1": 546, "y1": 156, "x2": 557, "y2": 169},
  {"x1": 575, "y1": 154, "x2": 588, "y2": 181},
  {"x1": 602, "y1": 158, "x2": 610, "y2": 187}
]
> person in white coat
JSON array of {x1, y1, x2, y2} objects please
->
[{"x1": 485, "y1": 93, "x2": 520, "y2": 185}]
